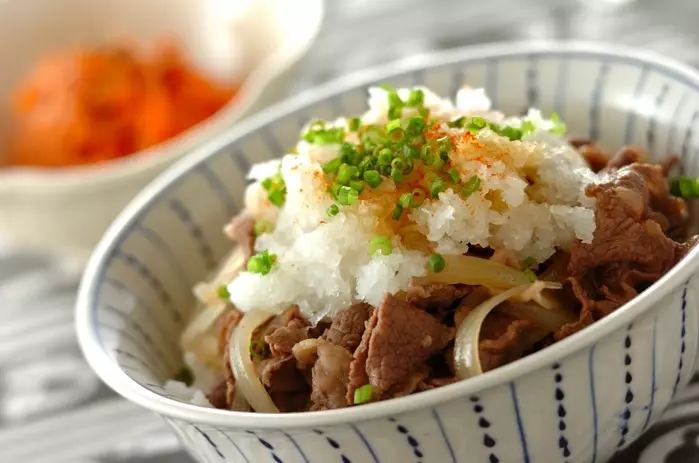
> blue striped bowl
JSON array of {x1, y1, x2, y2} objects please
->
[{"x1": 76, "y1": 42, "x2": 699, "y2": 463}]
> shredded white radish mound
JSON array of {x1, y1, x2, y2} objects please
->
[{"x1": 227, "y1": 85, "x2": 597, "y2": 320}]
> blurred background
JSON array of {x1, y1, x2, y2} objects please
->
[{"x1": 4, "y1": 0, "x2": 699, "y2": 461}]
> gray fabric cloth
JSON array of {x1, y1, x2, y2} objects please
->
[{"x1": 4, "y1": 1, "x2": 699, "y2": 461}]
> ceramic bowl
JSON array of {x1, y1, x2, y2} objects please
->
[
  {"x1": 77, "y1": 41, "x2": 699, "y2": 463},
  {"x1": 0, "y1": 0, "x2": 324, "y2": 261}
]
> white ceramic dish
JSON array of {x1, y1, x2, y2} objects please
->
[
  {"x1": 77, "y1": 41, "x2": 699, "y2": 463},
  {"x1": 0, "y1": 0, "x2": 324, "y2": 261}
]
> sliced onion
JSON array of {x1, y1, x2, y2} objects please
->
[
  {"x1": 229, "y1": 310, "x2": 279, "y2": 413},
  {"x1": 499, "y1": 301, "x2": 577, "y2": 332},
  {"x1": 453, "y1": 282, "x2": 562, "y2": 380},
  {"x1": 230, "y1": 389, "x2": 252, "y2": 412},
  {"x1": 415, "y1": 255, "x2": 531, "y2": 289},
  {"x1": 181, "y1": 302, "x2": 227, "y2": 353}
]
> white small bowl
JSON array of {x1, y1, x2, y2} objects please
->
[
  {"x1": 77, "y1": 41, "x2": 699, "y2": 463},
  {"x1": 0, "y1": 0, "x2": 324, "y2": 261}
]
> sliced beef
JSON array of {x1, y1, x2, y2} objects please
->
[
  {"x1": 207, "y1": 377, "x2": 229, "y2": 409},
  {"x1": 322, "y1": 303, "x2": 372, "y2": 353},
  {"x1": 406, "y1": 281, "x2": 471, "y2": 313},
  {"x1": 257, "y1": 355, "x2": 310, "y2": 412},
  {"x1": 604, "y1": 145, "x2": 649, "y2": 171},
  {"x1": 265, "y1": 320, "x2": 310, "y2": 356},
  {"x1": 347, "y1": 294, "x2": 454, "y2": 404},
  {"x1": 309, "y1": 340, "x2": 354, "y2": 411},
  {"x1": 560, "y1": 163, "x2": 695, "y2": 339},
  {"x1": 223, "y1": 212, "x2": 256, "y2": 260},
  {"x1": 570, "y1": 138, "x2": 611, "y2": 173}
]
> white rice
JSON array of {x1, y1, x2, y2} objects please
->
[{"x1": 227, "y1": 85, "x2": 599, "y2": 320}]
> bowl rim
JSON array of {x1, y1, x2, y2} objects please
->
[
  {"x1": 0, "y1": 0, "x2": 325, "y2": 192},
  {"x1": 77, "y1": 39, "x2": 699, "y2": 429}
]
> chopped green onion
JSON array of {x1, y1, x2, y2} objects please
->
[
  {"x1": 671, "y1": 176, "x2": 699, "y2": 197},
  {"x1": 449, "y1": 116, "x2": 467, "y2": 128},
  {"x1": 337, "y1": 186, "x2": 359, "y2": 205},
  {"x1": 254, "y1": 219, "x2": 273, "y2": 237},
  {"x1": 348, "y1": 117, "x2": 361, "y2": 132},
  {"x1": 523, "y1": 268, "x2": 537, "y2": 282},
  {"x1": 363, "y1": 170, "x2": 383, "y2": 188},
  {"x1": 549, "y1": 112, "x2": 567, "y2": 136},
  {"x1": 350, "y1": 179, "x2": 365, "y2": 193},
  {"x1": 448, "y1": 167, "x2": 460, "y2": 183},
  {"x1": 403, "y1": 144, "x2": 421, "y2": 160},
  {"x1": 247, "y1": 249, "x2": 277, "y2": 275},
  {"x1": 429, "y1": 178, "x2": 446, "y2": 198},
  {"x1": 391, "y1": 158, "x2": 404, "y2": 170},
  {"x1": 250, "y1": 340, "x2": 269, "y2": 360},
  {"x1": 385, "y1": 119, "x2": 402, "y2": 133},
  {"x1": 377, "y1": 149, "x2": 393, "y2": 166},
  {"x1": 523, "y1": 256, "x2": 536, "y2": 268},
  {"x1": 418, "y1": 107, "x2": 431, "y2": 119},
  {"x1": 407, "y1": 116, "x2": 426, "y2": 136},
  {"x1": 173, "y1": 366, "x2": 194, "y2": 386},
  {"x1": 521, "y1": 120, "x2": 535, "y2": 136},
  {"x1": 421, "y1": 144, "x2": 432, "y2": 162},
  {"x1": 217, "y1": 285, "x2": 230, "y2": 300},
  {"x1": 353, "y1": 384, "x2": 374, "y2": 405},
  {"x1": 358, "y1": 156, "x2": 375, "y2": 174},
  {"x1": 330, "y1": 183, "x2": 342, "y2": 198},
  {"x1": 410, "y1": 188, "x2": 426, "y2": 207},
  {"x1": 369, "y1": 236, "x2": 392, "y2": 256},
  {"x1": 406, "y1": 89, "x2": 425, "y2": 107},
  {"x1": 437, "y1": 136, "x2": 451, "y2": 153},
  {"x1": 398, "y1": 192, "x2": 413, "y2": 208},
  {"x1": 323, "y1": 157, "x2": 342, "y2": 173},
  {"x1": 429, "y1": 252, "x2": 446, "y2": 273},
  {"x1": 337, "y1": 164, "x2": 359, "y2": 185},
  {"x1": 390, "y1": 167, "x2": 403, "y2": 183},
  {"x1": 463, "y1": 175, "x2": 481, "y2": 197},
  {"x1": 472, "y1": 117, "x2": 487, "y2": 128},
  {"x1": 268, "y1": 189, "x2": 286, "y2": 207},
  {"x1": 388, "y1": 127, "x2": 406, "y2": 143},
  {"x1": 327, "y1": 204, "x2": 339, "y2": 216},
  {"x1": 261, "y1": 173, "x2": 286, "y2": 207},
  {"x1": 392, "y1": 205, "x2": 404, "y2": 220},
  {"x1": 498, "y1": 125, "x2": 523, "y2": 141},
  {"x1": 402, "y1": 157, "x2": 415, "y2": 174},
  {"x1": 341, "y1": 143, "x2": 360, "y2": 165}
]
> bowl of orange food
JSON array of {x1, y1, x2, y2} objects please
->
[{"x1": 0, "y1": 0, "x2": 324, "y2": 260}]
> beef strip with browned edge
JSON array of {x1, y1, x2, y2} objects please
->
[
  {"x1": 321, "y1": 302, "x2": 372, "y2": 353},
  {"x1": 346, "y1": 294, "x2": 454, "y2": 404},
  {"x1": 560, "y1": 163, "x2": 695, "y2": 339}
]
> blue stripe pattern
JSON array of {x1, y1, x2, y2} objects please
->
[
  {"x1": 432, "y1": 409, "x2": 456, "y2": 463},
  {"x1": 554, "y1": 58, "x2": 569, "y2": 118},
  {"x1": 282, "y1": 431, "x2": 309, "y2": 463},
  {"x1": 350, "y1": 425, "x2": 379, "y2": 463},
  {"x1": 246, "y1": 430, "x2": 284, "y2": 462},
  {"x1": 199, "y1": 164, "x2": 238, "y2": 216},
  {"x1": 313, "y1": 429, "x2": 351, "y2": 462},
  {"x1": 486, "y1": 58, "x2": 499, "y2": 108},
  {"x1": 509, "y1": 382, "x2": 530, "y2": 463},
  {"x1": 646, "y1": 83, "x2": 670, "y2": 153},
  {"x1": 193, "y1": 425, "x2": 224, "y2": 459},
  {"x1": 589, "y1": 63, "x2": 610, "y2": 141},
  {"x1": 469, "y1": 396, "x2": 499, "y2": 462},
  {"x1": 217, "y1": 429, "x2": 250, "y2": 462},
  {"x1": 551, "y1": 363, "x2": 571, "y2": 460},
  {"x1": 617, "y1": 325, "x2": 635, "y2": 448},
  {"x1": 525, "y1": 54, "x2": 539, "y2": 109},
  {"x1": 169, "y1": 199, "x2": 217, "y2": 271},
  {"x1": 641, "y1": 315, "x2": 659, "y2": 432},
  {"x1": 624, "y1": 65, "x2": 649, "y2": 144},
  {"x1": 389, "y1": 418, "x2": 424, "y2": 461},
  {"x1": 673, "y1": 282, "x2": 690, "y2": 396},
  {"x1": 588, "y1": 345, "x2": 598, "y2": 463}
]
